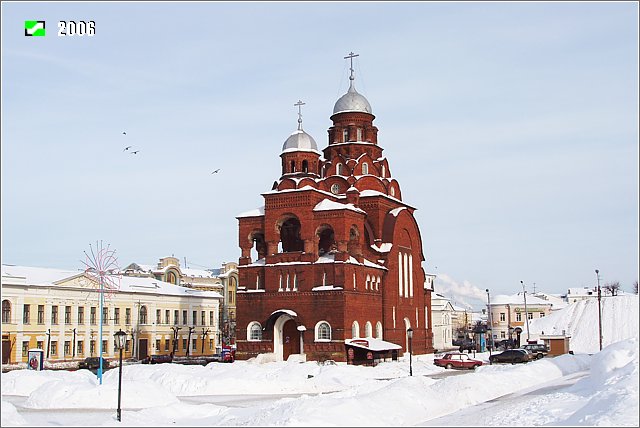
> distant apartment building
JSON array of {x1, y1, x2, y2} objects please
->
[{"x1": 1, "y1": 264, "x2": 222, "y2": 365}]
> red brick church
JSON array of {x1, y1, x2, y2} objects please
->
[{"x1": 235, "y1": 54, "x2": 433, "y2": 362}]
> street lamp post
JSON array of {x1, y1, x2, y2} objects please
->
[
  {"x1": 520, "y1": 281, "x2": 530, "y2": 343},
  {"x1": 508, "y1": 326, "x2": 514, "y2": 349},
  {"x1": 407, "y1": 328, "x2": 413, "y2": 376},
  {"x1": 114, "y1": 329, "x2": 127, "y2": 422},
  {"x1": 596, "y1": 269, "x2": 603, "y2": 351},
  {"x1": 485, "y1": 289, "x2": 493, "y2": 363}
]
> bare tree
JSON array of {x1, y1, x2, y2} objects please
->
[
  {"x1": 604, "y1": 281, "x2": 621, "y2": 296},
  {"x1": 634, "y1": 280, "x2": 638, "y2": 295}
]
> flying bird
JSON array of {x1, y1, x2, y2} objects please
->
[
  {"x1": 131, "y1": 150, "x2": 140, "y2": 155},
  {"x1": 122, "y1": 131, "x2": 127, "y2": 135},
  {"x1": 123, "y1": 146, "x2": 132, "y2": 152},
  {"x1": 211, "y1": 169, "x2": 221, "y2": 174}
]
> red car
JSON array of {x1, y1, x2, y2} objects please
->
[{"x1": 434, "y1": 352, "x2": 483, "y2": 370}]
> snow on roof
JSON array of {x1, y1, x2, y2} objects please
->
[
  {"x1": 345, "y1": 338, "x2": 402, "y2": 351},
  {"x1": 272, "y1": 309, "x2": 297, "y2": 317},
  {"x1": 2, "y1": 264, "x2": 81, "y2": 285},
  {"x1": 314, "y1": 199, "x2": 366, "y2": 214},
  {"x1": 389, "y1": 207, "x2": 406, "y2": 217},
  {"x1": 181, "y1": 268, "x2": 216, "y2": 278},
  {"x1": 237, "y1": 206, "x2": 265, "y2": 218},
  {"x1": 311, "y1": 285, "x2": 343, "y2": 292},
  {"x1": 2, "y1": 264, "x2": 222, "y2": 299},
  {"x1": 371, "y1": 243, "x2": 393, "y2": 253},
  {"x1": 490, "y1": 293, "x2": 553, "y2": 306}
]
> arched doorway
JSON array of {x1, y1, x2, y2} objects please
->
[{"x1": 267, "y1": 310, "x2": 303, "y2": 361}]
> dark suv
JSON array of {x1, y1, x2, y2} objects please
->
[
  {"x1": 521, "y1": 343, "x2": 549, "y2": 359},
  {"x1": 78, "y1": 357, "x2": 110, "y2": 371}
]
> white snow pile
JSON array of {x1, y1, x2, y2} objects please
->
[
  {"x1": 560, "y1": 338, "x2": 639, "y2": 426},
  {"x1": 529, "y1": 294, "x2": 639, "y2": 353}
]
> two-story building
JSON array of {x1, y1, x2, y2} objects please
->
[{"x1": 1, "y1": 264, "x2": 222, "y2": 365}]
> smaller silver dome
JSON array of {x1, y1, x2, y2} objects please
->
[
  {"x1": 282, "y1": 129, "x2": 320, "y2": 154},
  {"x1": 333, "y1": 80, "x2": 372, "y2": 115}
]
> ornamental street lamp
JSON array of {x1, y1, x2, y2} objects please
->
[
  {"x1": 407, "y1": 328, "x2": 413, "y2": 376},
  {"x1": 114, "y1": 329, "x2": 127, "y2": 422}
]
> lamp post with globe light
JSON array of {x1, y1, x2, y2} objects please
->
[{"x1": 114, "y1": 329, "x2": 127, "y2": 422}]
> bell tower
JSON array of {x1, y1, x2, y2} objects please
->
[{"x1": 280, "y1": 100, "x2": 321, "y2": 178}]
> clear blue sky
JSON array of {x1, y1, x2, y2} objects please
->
[{"x1": 2, "y1": 2, "x2": 638, "y2": 308}]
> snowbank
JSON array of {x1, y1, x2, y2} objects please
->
[{"x1": 529, "y1": 295, "x2": 639, "y2": 354}]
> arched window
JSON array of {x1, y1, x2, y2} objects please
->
[
  {"x1": 286, "y1": 273, "x2": 290, "y2": 291},
  {"x1": 315, "y1": 321, "x2": 332, "y2": 341},
  {"x1": 362, "y1": 162, "x2": 369, "y2": 175},
  {"x1": 2, "y1": 300, "x2": 11, "y2": 324},
  {"x1": 376, "y1": 276, "x2": 380, "y2": 291},
  {"x1": 365, "y1": 321, "x2": 373, "y2": 337},
  {"x1": 302, "y1": 160, "x2": 308, "y2": 173},
  {"x1": 356, "y1": 128, "x2": 363, "y2": 141},
  {"x1": 290, "y1": 160, "x2": 296, "y2": 173},
  {"x1": 167, "y1": 271, "x2": 178, "y2": 284},
  {"x1": 278, "y1": 274, "x2": 283, "y2": 292},
  {"x1": 248, "y1": 322, "x2": 262, "y2": 341},
  {"x1": 343, "y1": 129, "x2": 349, "y2": 143},
  {"x1": 293, "y1": 274, "x2": 298, "y2": 291},
  {"x1": 279, "y1": 216, "x2": 303, "y2": 252},
  {"x1": 366, "y1": 275, "x2": 370, "y2": 290},
  {"x1": 351, "y1": 320, "x2": 360, "y2": 338},
  {"x1": 376, "y1": 321, "x2": 383, "y2": 339},
  {"x1": 381, "y1": 165, "x2": 386, "y2": 177},
  {"x1": 336, "y1": 163, "x2": 343, "y2": 175},
  {"x1": 139, "y1": 306, "x2": 148, "y2": 324},
  {"x1": 256, "y1": 274, "x2": 261, "y2": 290},
  {"x1": 322, "y1": 271, "x2": 327, "y2": 286},
  {"x1": 390, "y1": 187, "x2": 396, "y2": 197}
]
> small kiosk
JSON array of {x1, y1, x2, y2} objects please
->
[
  {"x1": 540, "y1": 334, "x2": 571, "y2": 356},
  {"x1": 344, "y1": 338, "x2": 402, "y2": 366},
  {"x1": 27, "y1": 348, "x2": 44, "y2": 371}
]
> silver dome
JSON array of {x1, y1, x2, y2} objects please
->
[
  {"x1": 282, "y1": 129, "x2": 320, "y2": 153},
  {"x1": 333, "y1": 80, "x2": 372, "y2": 115}
]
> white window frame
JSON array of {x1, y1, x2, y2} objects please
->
[
  {"x1": 352, "y1": 320, "x2": 360, "y2": 338},
  {"x1": 315, "y1": 320, "x2": 332, "y2": 342},
  {"x1": 247, "y1": 321, "x2": 262, "y2": 341},
  {"x1": 364, "y1": 321, "x2": 373, "y2": 338}
]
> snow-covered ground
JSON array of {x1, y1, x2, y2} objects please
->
[
  {"x1": 2, "y1": 295, "x2": 638, "y2": 426},
  {"x1": 2, "y1": 340, "x2": 638, "y2": 427}
]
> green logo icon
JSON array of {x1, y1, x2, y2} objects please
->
[{"x1": 25, "y1": 20, "x2": 46, "y2": 36}]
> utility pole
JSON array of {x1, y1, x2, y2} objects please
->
[
  {"x1": 596, "y1": 269, "x2": 603, "y2": 351},
  {"x1": 520, "y1": 281, "x2": 530, "y2": 342},
  {"x1": 485, "y1": 289, "x2": 494, "y2": 362}
]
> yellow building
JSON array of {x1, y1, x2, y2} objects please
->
[
  {"x1": 120, "y1": 257, "x2": 238, "y2": 347},
  {"x1": 1, "y1": 264, "x2": 222, "y2": 365},
  {"x1": 487, "y1": 293, "x2": 553, "y2": 346}
]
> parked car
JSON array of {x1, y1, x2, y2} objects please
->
[
  {"x1": 521, "y1": 343, "x2": 549, "y2": 359},
  {"x1": 489, "y1": 349, "x2": 530, "y2": 364},
  {"x1": 145, "y1": 354, "x2": 173, "y2": 364},
  {"x1": 434, "y1": 352, "x2": 483, "y2": 370},
  {"x1": 78, "y1": 357, "x2": 109, "y2": 371},
  {"x1": 458, "y1": 340, "x2": 477, "y2": 353}
]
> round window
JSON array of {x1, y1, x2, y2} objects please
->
[{"x1": 331, "y1": 183, "x2": 340, "y2": 194}]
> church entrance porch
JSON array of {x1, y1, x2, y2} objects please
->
[{"x1": 269, "y1": 310, "x2": 305, "y2": 362}]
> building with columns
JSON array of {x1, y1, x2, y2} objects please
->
[
  {"x1": 235, "y1": 54, "x2": 433, "y2": 363},
  {"x1": 1, "y1": 264, "x2": 222, "y2": 365}
]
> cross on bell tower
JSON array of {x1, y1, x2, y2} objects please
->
[
  {"x1": 294, "y1": 100, "x2": 305, "y2": 130},
  {"x1": 344, "y1": 51, "x2": 359, "y2": 81}
]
